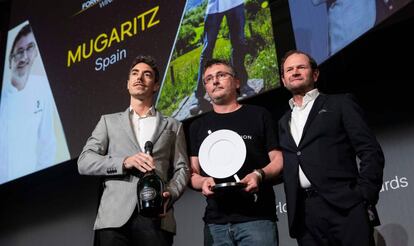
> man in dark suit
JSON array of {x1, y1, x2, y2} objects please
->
[
  {"x1": 78, "y1": 55, "x2": 190, "y2": 246},
  {"x1": 278, "y1": 50, "x2": 384, "y2": 246}
]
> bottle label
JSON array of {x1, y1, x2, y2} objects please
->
[{"x1": 139, "y1": 187, "x2": 157, "y2": 201}]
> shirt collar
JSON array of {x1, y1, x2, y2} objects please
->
[
  {"x1": 289, "y1": 88, "x2": 320, "y2": 109},
  {"x1": 129, "y1": 106, "x2": 156, "y2": 118}
]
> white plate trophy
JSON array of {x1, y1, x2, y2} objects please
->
[{"x1": 199, "y1": 129, "x2": 247, "y2": 191}]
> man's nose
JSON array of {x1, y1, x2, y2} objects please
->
[
  {"x1": 292, "y1": 68, "x2": 301, "y2": 76},
  {"x1": 20, "y1": 51, "x2": 29, "y2": 61},
  {"x1": 136, "y1": 72, "x2": 144, "y2": 81},
  {"x1": 212, "y1": 75, "x2": 220, "y2": 84}
]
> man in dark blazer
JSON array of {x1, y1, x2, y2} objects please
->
[
  {"x1": 78, "y1": 55, "x2": 190, "y2": 246},
  {"x1": 278, "y1": 50, "x2": 384, "y2": 246}
]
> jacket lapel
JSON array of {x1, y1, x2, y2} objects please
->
[
  {"x1": 119, "y1": 108, "x2": 141, "y2": 151},
  {"x1": 300, "y1": 94, "x2": 327, "y2": 146},
  {"x1": 150, "y1": 111, "x2": 168, "y2": 146},
  {"x1": 280, "y1": 110, "x2": 297, "y2": 149}
]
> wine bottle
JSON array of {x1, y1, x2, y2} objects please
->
[{"x1": 137, "y1": 141, "x2": 164, "y2": 217}]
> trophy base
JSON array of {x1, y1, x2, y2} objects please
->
[{"x1": 211, "y1": 182, "x2": 247, "y2": 192}]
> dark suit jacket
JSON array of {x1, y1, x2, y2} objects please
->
[{"x1": 278, "y1": 93, "x2": 384, "y2": 238}]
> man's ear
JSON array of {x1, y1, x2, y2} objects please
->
[
  {"x1": 281, "y1": 77, "x2": 287, "y2": 87},
  {"x1": 313, "y1": 69, "x2": 320, "y2": 82},
  {"x1": 234, "y1": 78, "x2": 241, "y2": 89},
  {"x1": 154, "y1": 82, "x2": 160, "y2": 92},
  {"x1": 33, "y1": 48, "x2": 39, "y2": 59}
]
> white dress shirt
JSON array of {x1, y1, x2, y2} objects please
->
[
  {"x1": 288, "y1": 89, "x2": 320, "y2": 188},
  {"x1": 130, "y1": 106, "x2": 157, "y2": 151}
]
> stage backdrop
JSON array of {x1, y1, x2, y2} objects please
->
[
  {"x1": 0, "y1": 0, "x2": 282, "y2": 185},
  {"x1": 0, "y1": 2, "x2": 413, "y2": 245},
  {"x1": 172, "y1": 122, "x2": 414, "y2": 246}
]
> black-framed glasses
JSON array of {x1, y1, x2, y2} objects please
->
[
  {"x1": 11, "y1": 42, "x2": 36, "y2": 61},
  {"x1": 203, "y1": 71, "x2": 234, "y2": 85}
]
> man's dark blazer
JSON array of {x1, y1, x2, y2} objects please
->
[{"x1": 278, "y1": 93, "x2": 384, "y2": 237}]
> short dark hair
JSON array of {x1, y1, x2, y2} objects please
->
[
  {"x1": 129, "y1": 55, "x2": 160, "y2": 83},
  {"x1": 9, "y1": 24, "x2": 33, "y2": 66},
  {"x1": 203, "y1": 58, "x2": 236, "y2": 78},
  {"x1": 280, "y1": 50, "x2": 318, "y2": 76},
  {"x1": 203, "y1": 58, "x2": 240, "y2": 94}
]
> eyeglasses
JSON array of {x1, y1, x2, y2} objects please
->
[
  {"x1": 203, "y1": 71, "x2": 234, "y2": 85},
  {"x1": 11, "y1": 43, "x2": 36, "y2": 61}
]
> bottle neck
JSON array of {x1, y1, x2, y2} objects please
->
[{"x1": 144, "y1": 170, "x2": 156, "y2": 177}]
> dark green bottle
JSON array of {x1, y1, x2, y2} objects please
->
[
  {"x1": 137, "y1": 170, "x2": 164, "y2": 217},
  {"x1": 137, "y1": 141, "x2": 164, "y2": 217}
]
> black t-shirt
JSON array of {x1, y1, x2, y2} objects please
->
[{"x1": 189, "y1": 105, "x2": 279, "y2": 224}]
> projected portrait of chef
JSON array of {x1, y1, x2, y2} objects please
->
[{"x1": 0, "y1": 21, "x2": 70, "y2": 184}]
